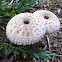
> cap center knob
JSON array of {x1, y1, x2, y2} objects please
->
[
  {"x1": 44, "y1": 16, "x2": 49, "y2": 19},
  {"x1": 24, "y1": 20, "x2": 29, "y2": 24}
]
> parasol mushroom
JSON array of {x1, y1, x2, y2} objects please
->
[
  {"x1": 33, "y1": 10, "x2": 60, "y2": 50},
  {"x1": 6, "y1": 13, "x2": 46, "y2": 45}
]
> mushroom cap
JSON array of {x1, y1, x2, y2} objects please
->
[
  {"x1": 33, "y1": 10, "x2": 60, "y2": 33},
  {"x1": 6, "y1": 13, "x2": 46, "y2": 45}
]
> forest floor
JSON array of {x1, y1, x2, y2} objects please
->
[{"x1": 0, "y1": 0, "x2": 62, "y2": 62}]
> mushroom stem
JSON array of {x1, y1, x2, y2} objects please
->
[
  {"x1": 46, "y1": 35, "x2": 50, "y2": 51},
  {"x1": 58, "y1": 8, "x2": 61, "y2": 14}
]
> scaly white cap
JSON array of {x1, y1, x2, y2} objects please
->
[
  {"x1": 33, "y1": 10, "x2": 60, "y2": 33},
  {"x1": 6, "y1": 13, "x2": 46, "y2": 45}
]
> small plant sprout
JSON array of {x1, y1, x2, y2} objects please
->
[
  {"x1": 8, "y1": 0, "x2": 14, "y2": 7},
  {"x1": 15, "y1": 0, "x2": 19, "y2": 3},
  {"x1": 6, "y1": 13, "x2": 46, "y2": 45},
  {"x1": 33, "y1": 10, "x2": 60, "y2": 50}
]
